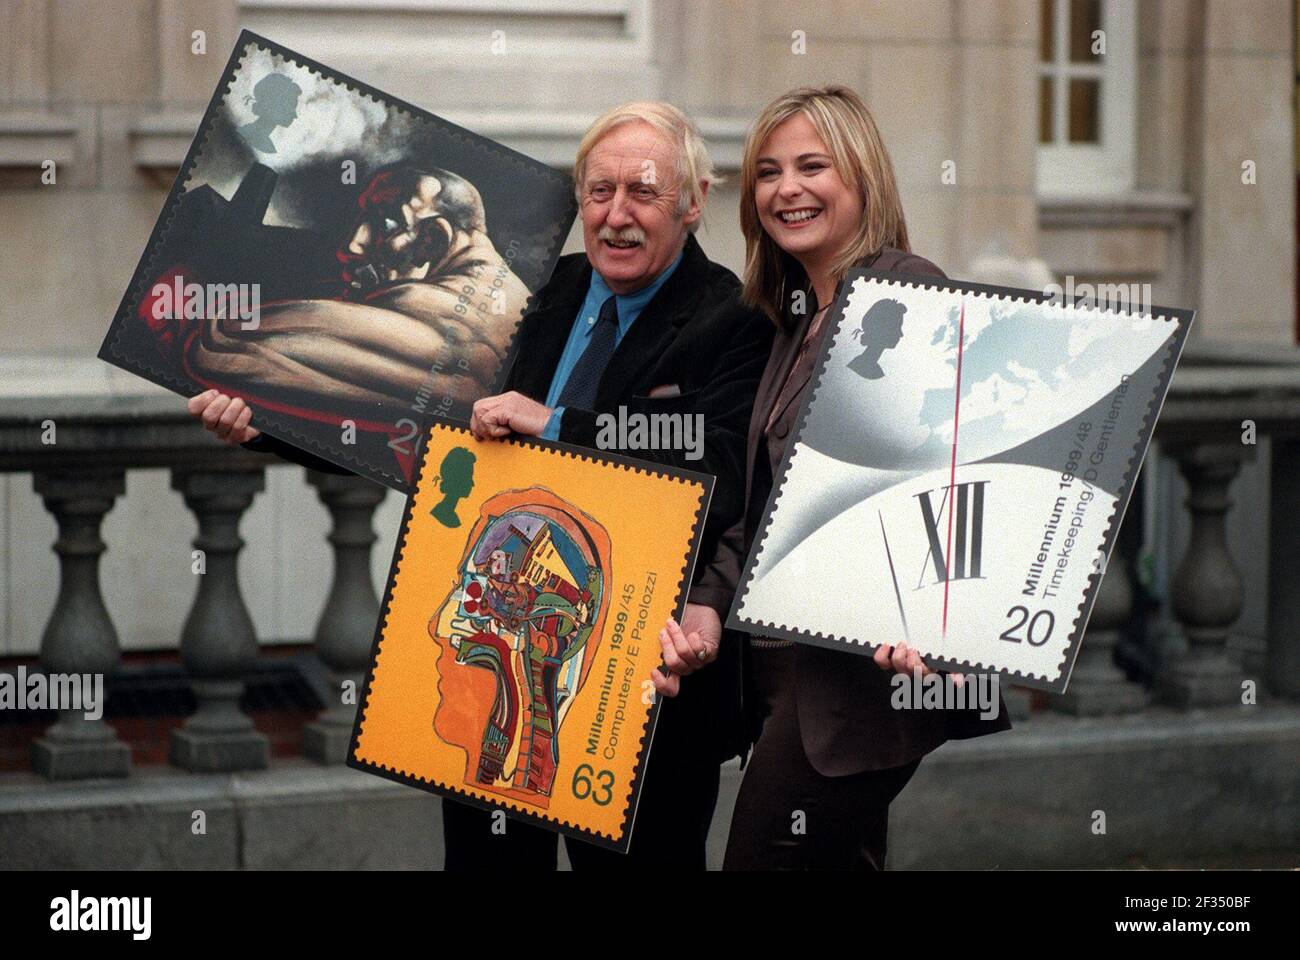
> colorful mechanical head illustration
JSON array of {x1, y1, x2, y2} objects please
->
[{"x1": 429, "y1": 488, "x2": 611, "y2": 805}]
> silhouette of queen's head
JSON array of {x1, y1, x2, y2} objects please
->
[
  {"x1": 848, "y1": 297, "x2": 908, "y2": 381},
  {"x1": 237, "y1": 72, "x2": 302, "y2": 154},
  {"x1": 431, "y1": 447, "x2": 476, "y2": 528}
]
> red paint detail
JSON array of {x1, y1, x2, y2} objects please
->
[
  {"x1": 182, "y1": 361, "x2": 400, "y2": 433},
  {"x1": 137, "y1": 265, "x2": 198, "y2": 361},
  {"x1": 142, "y1": 254, "x2": 416, "y2": 484},
  {"x1": 356, "y1": 170, "x2": 405, "y2": 211},
  {"x1": 182, "y1": 363, "x2": 417, "y2": 483}
]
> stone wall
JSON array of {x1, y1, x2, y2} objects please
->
[{"x1": 0, "y1": 0, "x2": 1293, "y2": 655}]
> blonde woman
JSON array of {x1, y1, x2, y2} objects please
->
[{"x1": 655, "y1": 86, "x2": 1010, "y2": 870}]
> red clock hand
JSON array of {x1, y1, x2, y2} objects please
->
[{"x1": 942, "y1": 298, "x2": 966, "y2": 639}]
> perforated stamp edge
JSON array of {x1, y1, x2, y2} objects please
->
[
  {"x1": 99, "y1": 30, "x2": 575, "y2": 491},
  {"x1": 348, "y1": 423, "x2": 711, "y2": 850},
  {"x1": 729, "y1": 270, "x2": 1190, "y2": 694}
]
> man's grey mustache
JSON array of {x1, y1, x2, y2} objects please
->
[{"x1": 597, "y1": 226, "x2": 646, "y2": 245}]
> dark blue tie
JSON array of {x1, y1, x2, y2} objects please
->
[{"x1": 557, "y1": 295, "x2": 619, "y2": 410}]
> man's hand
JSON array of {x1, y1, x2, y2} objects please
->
[
  {"x1": 469, "y1": 391, "x2": 554, "y2": 439},
  {"x1": 651, "y1": 603, "x2": 722, "y2": 698},
  {"x1": 873, "y1": 641, "x2": 964, "y2": 686},
  {"x1": 187, "y1": 389, "x2": 259, "y2": 445}
]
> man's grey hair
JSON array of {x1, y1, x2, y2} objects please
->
[{"x1": 573, "y1": 101, "x2": 720, "y2": 232}]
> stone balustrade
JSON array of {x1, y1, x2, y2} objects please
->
[
  {"x1": 0, "y1": 394, "x2": 388, "y2": 778},
  {"x1": 0, "y1": 342, "x2": 1298, "y2": 785}
]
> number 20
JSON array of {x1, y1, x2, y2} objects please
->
[
  {"x1": 1000, "y1": 606, "x2": 1054, "y2": 646},
  {"x1": 387, "y1": 417, "x2": 418, "y2": 455}
]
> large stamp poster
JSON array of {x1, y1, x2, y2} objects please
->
[
  {"x1": 729, "y1": 270, "x2": 1192, "y2": 692},
  {"x1": 350, "y1": 424, "x2": 711, "y2": 851},
  {"x1": 98, "y1": 31, "x2": 575, "y2": 491}
]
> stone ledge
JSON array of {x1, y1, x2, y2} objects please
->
[
  {"x1": 128, "y1": 110, "x2": 750, "y2": 171},
  {"x1": 1, "y1": 706, "x2": 1296, "y2": 870},
  {"x1": 889, "y1": 704, "x2": 1300, "y2": 869},
  {"x1": 0, "y1": 760, "x2": 442, "y2": 870},
  {"x1": 1038, "y1": 191, "x2": 1196, "y2": 229},
  {"x1": 0, "y1": 111, "x2": 80, "y2": 168}
]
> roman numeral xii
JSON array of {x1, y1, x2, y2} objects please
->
[{"x1": 915, "y1": 480, "x2": 988, "y2": 586}]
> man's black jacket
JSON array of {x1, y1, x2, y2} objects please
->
[
  {"x1": 508, "y1": 234, "x2": 769, "y2": 561},
  {"x1": 248, "y1": 232, "x2": 772, "y2": 764}
]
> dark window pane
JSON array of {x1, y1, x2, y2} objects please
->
[
  {"x1": 1068, "y1": 77, "x2": 1100, "y2": 142},
  {"x1": 1070, "y1": 0, "x2": 1102, "y2": 62},
  {"x1": 1040, "y1": 76, "x2": 1055, "y2": 143},
  {"x1": 1040, "y1": 0, "x2": 1055, "y2": 62}
]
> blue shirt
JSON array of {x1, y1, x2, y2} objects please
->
[{"x1": 540, "y1": 249, "x2": 684, "y2": 440}]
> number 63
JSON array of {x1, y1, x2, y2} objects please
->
[{"x1": 571, "y1": 764, "x2": 615, "y2": 805}]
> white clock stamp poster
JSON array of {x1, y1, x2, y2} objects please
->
[{"x1": 728, "y1": 270, "x2": 1192, "y2": 692}]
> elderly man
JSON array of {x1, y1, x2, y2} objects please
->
[{"x1": 191, "y1": 101, "x2": 771, "y2": 871}]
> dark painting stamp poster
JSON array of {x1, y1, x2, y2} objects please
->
[
  {"x1": 99, "y1": 31, "x2": 576, "y2": 490},
  {"x1": 728, "y1": 270, "x2": 1192, "y2": 693}
]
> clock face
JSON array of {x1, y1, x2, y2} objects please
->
[{"x1": 732, "y1": 272, "x2": 1190, "y2": 692}]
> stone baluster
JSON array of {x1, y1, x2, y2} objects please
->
[
  {"x1": 169, "y1": 468, "x2": 269, "y2": 771},
  {"x1": 304, "y1": 470, "x2": 386, "y2": 763},
  {"x1": 1052, "y1": 536, "x2": 1149, "y2": 715},
  {"x1": 30, "y1": 469, "x2": 132, "y2": 779},
  {"x1": 1157, "y1": 442, "x2": 1253, "y2": 708},
  {"x1": 1266, "y1": 437, "x2": 1300, "y2": 699}
]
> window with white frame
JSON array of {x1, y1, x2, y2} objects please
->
[{"x1": 1037, "y1": 0, "x2": 1136, "y2": 196}]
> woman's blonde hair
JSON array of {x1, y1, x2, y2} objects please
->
[
  {"x1": 574, "y1": 101, "x2": 719, "y2": 233},
  {"x1": 740, "y1": 85, "x2": 909, "y2": 325}
]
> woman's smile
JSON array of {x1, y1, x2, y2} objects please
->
[{"x1": 775, "y1": 206, "x2": 823, "y2": 226}]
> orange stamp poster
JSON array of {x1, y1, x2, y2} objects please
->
[{"x1": 349, "y1": 423, "x2": 712, "y2": 851}]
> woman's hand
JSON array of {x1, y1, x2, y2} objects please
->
[
  {"x1": 873, "y1": 641, "x2": 965, "y2": 686},
  {"x1": 651, "y1": 603, "x2": 721, "y2": 698},
  {"x1": 188, "y1": 389, "x2": 259, "y2": 445}
]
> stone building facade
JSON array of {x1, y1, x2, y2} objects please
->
[
  {"x1": 2, "y1": 0, "x2": 1298, "y2": 871},
  {"x1": 0, "y1": 0, "x2": 1293, "y2": 672}
]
